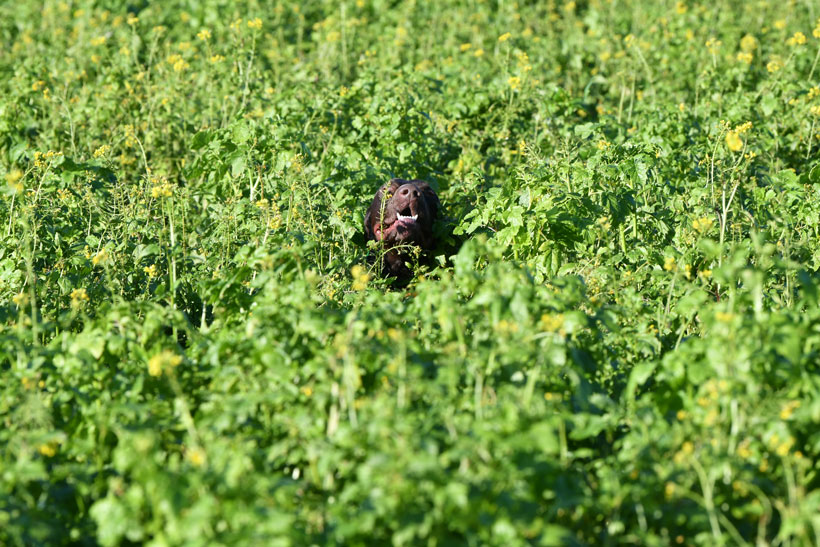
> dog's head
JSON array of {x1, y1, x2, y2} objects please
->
[
  {"x1": 364, "y1": 178, "x2": 440, "y2": 278},
  {"x1": 364, "y1": 178, "x2": 439, "y2": 248}
]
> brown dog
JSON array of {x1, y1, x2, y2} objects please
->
[{"x1": 363, "y1": 178, "x2": 440, "y2": 278}]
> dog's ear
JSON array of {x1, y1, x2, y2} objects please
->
[
  {"x1": 365, "y1": 179, "x2": 409, "y2": 241},
  {"x1": 364, "y1": 181, "x2": 390, "y2": 240},
  {"x1": 365, "y1": 180, "x2": 403, "y2": 239}
]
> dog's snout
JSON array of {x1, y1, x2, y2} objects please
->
[{"x1": 398, "y1": 185, "x2": 419, "y2": 199}]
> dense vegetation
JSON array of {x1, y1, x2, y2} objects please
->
[{"x1": 2, "y1": 0, "x2": 820, "y2": 544}]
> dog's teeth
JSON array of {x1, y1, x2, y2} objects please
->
[{"x1": 411, "y1": 214, "x2": 418, "y2": 220}]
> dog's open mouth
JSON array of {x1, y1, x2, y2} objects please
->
[
  {"x1": 396, "y1": 206, "x2": 418, "y2": 224},
  {"x1": 375, "y1": 206, "x2": 419, "y2": 240}
]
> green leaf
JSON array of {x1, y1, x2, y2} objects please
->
[
  {"x1": 231, "y1": 154, "x2": 247, "y2": 178},
  {"x1": 89, "y1": 497, "x2": 129, "y2": 547},
  {"x1": 624, "y1": 361, "x2": 656, "y2": 406},
  {"x1": 191, "y1": 130, "x2": 214, "y2": 150}
]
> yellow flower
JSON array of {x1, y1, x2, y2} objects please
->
[
  {"x1": 736, "y1": 52, "x2": 753, "y2": 64},
  {"x1": 498, "y1": 32, "x2": 512, "y2": 43},
  {"x1": 247, "y1": 18, "x2": 262, "y2": 30},
  {"x1": 725, "y1": 130, "x2": 743, "y2": 152},
  {"x1": 13, "y1": 292, "x2": 28, "y2": 307},
  {"x1": 147, "y1": 349, "x2": 182, "y2": 377},
  {"x1": 186, "y1": 446, "x2": 207, "y2": 467},
  {"x1": 810, "y1": 105, "x2": 820, "y2": 117},
  {"x1": 150, "y1": 177, "x2": 174, "y2": 198},
  {"x1": 33, "y1": 150, "x2": 62, "y2": 169},
  {"x1": 508, "y1": 76, "x2": 521, "y2": 90},
  {"x1": 209, "y1": 54, "x2": 225, "y2": 63},
  {"x1": 197, "y1": 29, "x2": 211, "y2": 41},
  {"x1": 339, "y1": 86, "x2": 349, "y2": 97},
  {"x1": 473, "y1": 48, "x2": 484, "y2": 57},
  {"x1": 775, "y1": 437, "x2": 794, "y2": 457},
  {"x1": 737, "y1": 440, "x2": 752, "y2": 459},
  {"x1": 767, "y1": 59, "x2": 783, "y2": 72},
  {"x1": 460, "y1": 43, "x2": 472, "y2": 52},
  {"x1": 740, "y1": 34, "x2": 757, "y2": 52},
  {"x1": 6, "y1": 169, "x2": 23, "y2": 193},
  {"x1": 300, "y1": 386, "x2": 313, "y2": 397},
  {"x1": 91, "y1": 249, "x2": 108, "y2": 266},
  {"x1": 674, "y1": 441, "x2": 694, "y2": 464},
  {"x1": 786, "y1": 32, "x2": 807, "y2": 46},
  {"x1": 773, "y1": 19, "x2": 786, "y2": 30},
  {"x1": 38, "y1": 443, "x2": 57, "y2": 457},
  {"x1": 90, "y1": 36, "x2": 107, "y2": 46},
  {"x1": 93, "y1": 144, "x2": 110, "y2": 158},
  {"x1": 664, "y1": 482, "x2": 676, "y2": 499},
  {"x1": 735, "y1": 121, "x2": 752, "y2": 134},
  {"x1": 675, "y1": 1, "x2": 687, "y2": 14},
  {"x1": 127, "y1": 14, "x2": 138, "y2": 26},
  {"x1": 144, "y1": 264, "x2": 158, "y2": 278},
  {"x1": 664, "y1": 256, "x2": 677, "y2": 272},
  {"x1": 539, "y1": 313, "x2": 565, "y2": 333},
  {"x1": 779, "y1": 400, "x2": 800, "y2": 420},
  {"x1": 715, "y1": 311, "x2": 735, "y2": 322},
  {"x1": 351, "y1": 265, "x2": 370, "y2": 291},
  {"x1": 494, "y1": 319, "x2": 519, "y2": 334},
  {"x1": 692, "y1": 216, "x2": 714, "y2": 234},
  {"x1": 705, "y1": 37, "x2": 721, "y2": 54},
  {"x1": 70, "y1": 288, "x2": 89, "y2": 308}
]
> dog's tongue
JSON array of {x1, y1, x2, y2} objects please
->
[{"x1": 381, "y1": 217, "x2": 416, "y2": 239}]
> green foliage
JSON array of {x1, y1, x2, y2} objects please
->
[{"x1": 2, "y1": 0, "x2": 820, "y2": 545}]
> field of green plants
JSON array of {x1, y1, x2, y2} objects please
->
[{"x1": 3, "y1": 0, "x2": 820, "y2": 544}]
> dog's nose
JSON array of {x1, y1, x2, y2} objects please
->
[{"x1": 398, "y1": 185, "x2": 419, "y2": 199}]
